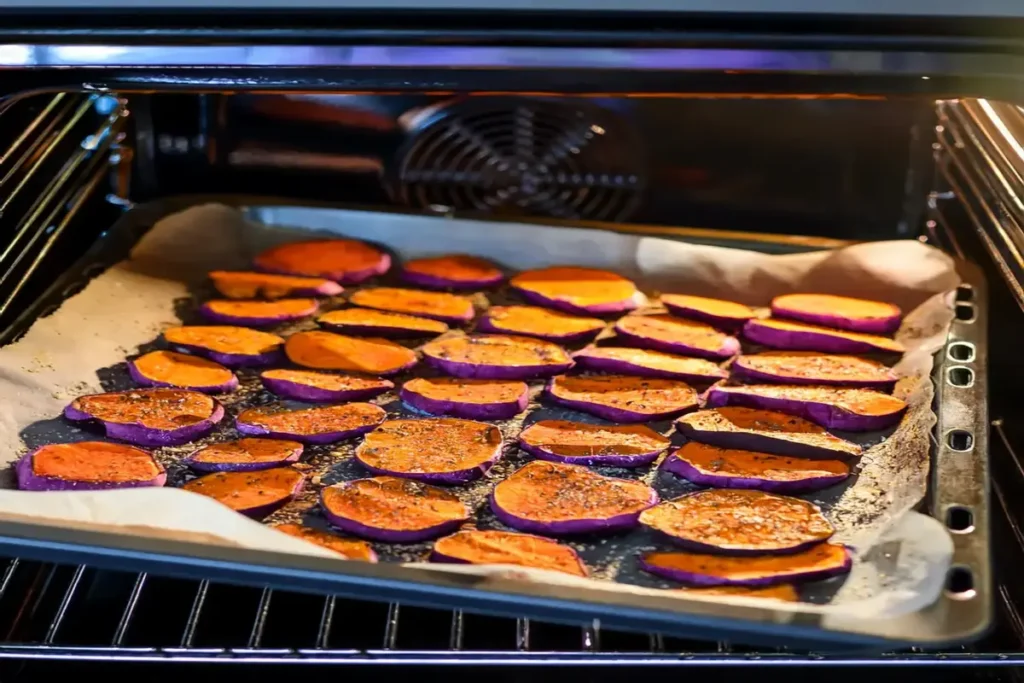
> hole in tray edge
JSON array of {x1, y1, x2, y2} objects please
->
[
  {"x1": 945, "y1": 565, "x2": 976, "y2": 600},
  {"x1": 946, "y1": 430, "x2": 974, "y2": 452},
  {"x1": 947, "y1": 342, "x2": 976, "y2": 363},
  {"x1": 947, "y1": 366, "x2": 975, "y2": 388},
  {"x1": 945, "y1": 505, "x2": 975, "y2": 534},
  {"x1": 955, "y1": 302, "x2": 976, "y2": 323}
]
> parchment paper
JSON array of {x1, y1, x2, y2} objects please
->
[{"x1": 0, "y1": 203, "x2": 961, "y2": 624}]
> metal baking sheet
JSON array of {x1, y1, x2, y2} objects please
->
[{"x1": 0, "y1": 196, "x2": 990, "y2": 650}]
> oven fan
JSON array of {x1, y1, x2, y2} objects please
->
[{"x1": 390, "y1": 98, "x2": 645, "y2": 222}]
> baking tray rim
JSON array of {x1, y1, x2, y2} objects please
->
[{"x1": 0, "y1": 195, "x2": 991, "y2": 650}]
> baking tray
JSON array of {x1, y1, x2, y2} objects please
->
[{"x1": 0, "y1": 195, "x2": 991, "y2": 651}]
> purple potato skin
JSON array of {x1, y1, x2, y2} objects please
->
[
  {"x1": 475, "y1": 316, "x2": 603, "y2": 344},
  {"x1": 169, "y1": 344, "x2": 283, "y2": 369},
  {"x1": 399, "y1": 384, "x2": 528, "y2": 420},
  {"x1": 317, "y1": 321, "x2": 444, "y2": 340},
  {"x1": 571, "y1": 349, "x2": 728, "y2": 382},
  {"x1": 730, "y1": 359, "x2": 897, "y2": 392},
  {"x1": 257, "y1": 253, "x2": 392, "y2": 286},
  {"x1": 198, "y1": 302, "x2": 317, "y2": 327},
  {"x1": 401, "y1": 269, "x2": 504, "y2": 291},
  {"x1": 127, "y1": 360, "x2": 239, "y2": 394},
  {"x1": 544, "y1": 381, "x2": 698, "y2": 424},
  {"x1": 771, "y1": 303, "x2": 900, "y2": 336},
  {"x1": 490, "y1": 488, "x2": 659, "y2": 536},
  {"x1": 15, "y1": 448, "x2": 167, "y2": 491},
  {"x1": 182, "y1": 444, "x2": 304, "y2": 473},
  {"x1": 674, "y1": 420, "x2": 852, "y2": 460},
  {"x1": 260, "y1": 375, "x2": 393, "y2": 403},
  {"x1": 514, "y1": 288, "x2": 639, "y2": 317},
  {"x1": 703, "y1": 386, "x2": 906, "y2": 432},
  {"x1": 321, "y1": 494, "x2": 467, "y2": 542},
  {"x1": 63, "y1": 401, "x2": 225, "y2": 447},
  {"x1": 614, "y1": 323, "x2": 741, "y2": 360},
  {"x1": 237, "y1": 477, "x2": 305, "y2": 519},
  {"x1": 518, "y1": 439, "x2": 664, "y2": 468},
  {"x1": 638, "y1": 547, "x2": 853, "y2": 586},
  {"x1": 661, "y1": 302, "x2": 751, "y2": 332},
  {"x1": 660, "y1": 452, "x2": 849, "y2": 493},
  {"x1": 235, "y1": 419, "x2": 381, "y2": 445},
  {"x1": 423, "y1": 354, "x2": 573, "y2": 381},
  {"x1": 354, "y1": 451, "x2": 500, "y2": 485},
  {"x1": 742, "y1": 320, "x2": 898, "y2": 354}
]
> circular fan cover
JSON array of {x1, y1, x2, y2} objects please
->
[{"x1": 392, "y1": 99, "x2": 645, "y2": 222}]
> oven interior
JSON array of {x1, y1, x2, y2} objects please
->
[{"x1": 0, "y1": 88, "x2": 1016, "y2": 675}]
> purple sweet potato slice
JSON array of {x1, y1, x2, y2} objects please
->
[
  {"x1": 254, "y1": 239, "x2": 391, "y2": 284},
  {"x1": 128, "y1": 350, "x2": 238, "y2": 394},
  {"x1": 615, "y1": 315, "x2": 740, "y2": 360},
  {"x1": 236, "y1": 402, "x2": 386, "y2": 444},
  {"x1": 490, "y1": 460, "x2": 658, "y2": 535},
  {"x1": 731, "y1": 352, "x2": 897, "y2": 390},
  {"x1": 182, "y1": 467, "x2": 305, "y2": 519},
  {"x1": 183, "y1": 438, "x2": 304, "y2": 473},
  {"x1": 163, "y1": 326, "x2": 285, "y2": 368},
  {"x1": 572, "y1": 346, "x2": 728, "y2": 382},
  {"x1": 662, "y1": 442, "x2": 850, "y2": 493},
  {"x1": 199, "y1": 298, "x2": 319, "y2": 327},
  {"x1": 639, "y1": 489, "x2": 835, "y2": 554},
  {"x1": 320, "y1": 476, "x2": 470, "y2": 542},
  {"x1": 431, "y1": 529, "x2": 588, "y2": 577},
  {"x1": 285, "y1": 330, "x2": 417, "y2": 376},
  {"x1": 545, "y1": 375, "x2": 698, "y2": 423},
  {"x1": 260, "y1": 369, "x2": 394, "y2": 403},
  {"x1": 518, "y1": 420, "x2": 671, "y2": 468},
  {"x1": 772, "y1": 293, "x2": 902, "y2": 335},
  {"x1": 317, "y1": 308, "x2": 449, "y2": 338},
  {"x1": 64, "y1": 388, "x2": 224, "y2": 447},
  {"x1": 676, "y1": 407, "x2": 862, "y2": 459},
  {"x1": 642, "y1": 543, "x2": 851, "y2": 585},
  {"x1": 705, "y1": 384, "x2": 908, "y2": 432},
  {"x1": 16, "y1": 442, "x2": 166, "y2": 491},
  {"x1": 355, "y1": 418, "x2": 503, "y2": 484},
  {"x1": 401, "y1": 254, "x2": 504, "y2": 290},
  {"x1": 510, "y1": 266, "x2": 640, "y2": 315},
  {"x1": 743, "y1": 318, "x2": 904, "y2": 354},
  {"x1": 400, "y1": 377, "x2": 528, "y2": 420},
  {"x1": 422, "y1": 335, "x2": 573, "y2": 380},
  {"x1": 273, "y1": 523, "x2": 378, "y2": 562},
  {"x1": 675, "y1": 584, "x2": 800, "y2": 601},
  {"x1": 477, "y1": 306, "x2": 605, "y2": 343},
  {"x1": 661, "y1": 294, "x2": 755, "y2": 330},
  {"x1": 209, "y1": 271, "x2": 343, "y2": 299},
  {"x1": 349, "y1": 287, "x2": 474, "y2": 325}
]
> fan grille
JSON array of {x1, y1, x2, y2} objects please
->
[{"x1": 393, "y1": 100, "x2": 644, "y2": 222}]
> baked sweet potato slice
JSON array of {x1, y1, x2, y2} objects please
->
[
  {"x1": 572, "y1": 346, "x2": 728, "y2": 382},
  {"x1": 285, "y1": 330, "x2": 417, "y2": 375},
  {"x1": 615, "y1": 315, "x2": 740, "y2": 359},
  {"x1": 772, "y1": 294, "x2": 901, "y2": 335},
  {"x1": 320, "y1": 476, "x2": 470, "y2": 542},
  {"x1": 660, "y1": 294, "x2": 755, "y2": 330},
  {"x1": 199, "y1": 299, "x2": 318, "y2": 327},
  {"x1": 163, "y1": 326, "x2": 285, "y2": 367},
  {"x1": 209, "y1": 271, "x2": 343, "y2": 299},
  {"x1": 743, "y1": 318, "x2": 904, "y2": 354},
  {"x1": 545, "y1": 374, "x2": 699, "y2": 423},
  {"x1": 731, "y1": 352, "x2": 897, "y2": 391},
  {"x1": 510, "y1": 266, "x2": 640, "y2": 315},
  {"x1": 401, "y1": 255, "x2": 504, "y2": 290},
  {"x1": 355, "y1": 418, "x2": 503, "y2": 484},
  {"x1": 639, "y1": 489, "x2": 834, "y2": 554},
  {"x1": 182, "y1": 467, "x2": 305, "y2": 518},
  {"x1": 422, "y1": 334, "x2": 573, "y2": 380},
  {"x1": 349, "y1": 287, "x2": 475, "y2": 324},
  {"x1": 518, "y1": 420, "x2": 671, "y2": 468},
  {"x1": 260, "y1": 369, "x2": 394, "y2": 403},
  {"x1": 705, "y1": 384, "x2": 908, "y2": 432},
  {"x1": 431, "y1": 530, "x2": 588, "y2": 577},
  {"x1": 254, "y1": 239, "x2": 390, "y2": 284},
  {"x1": 676, "y1": 584, "x2": 800, "y2": 601},
  {"x1": 317, "y1": 308, "x2": 449, "y2": 338},
  {"x1": 183, "y1": 438, "x2": 304, "y2": 472},
  {"x1": 128, "y1": 350, "x2": 238, "y2": 394},
  {"x1": 676, "y1": 407, "x2": 862, "y2": 459},
  {"x1": 477, "y1": 306, "x2": 605, "y2": 343},
  {"x1": 273, "y1": 523, "x2": 377, "y2": 561},
  {"x1": 491, "y1": 460, "x2": 658, "y2": 535},
  {"x1": 662, "y1": 442, "x2": 849, "y2": 493},
  {"x1": 64, "y1": 388, "x2": 224, "y2": 447},
  {"x1": 400, "y1": 377, "x2": 529, "y2": 420},
  {"x1": 16, "y1": 442, "x2": 166, "y2": 490},
  {"x1": 642, "y1": 543, "x2": 851, "y2": 585},
  {"x1": 236, "y1": 402, "x2": 386, "y2": 444}
]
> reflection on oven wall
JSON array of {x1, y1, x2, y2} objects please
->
[{"x1": 137, "y1": 93, "x2": 933, "y2": 240}]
